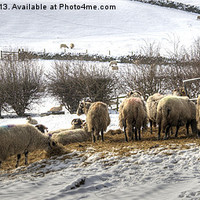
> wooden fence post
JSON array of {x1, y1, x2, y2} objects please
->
[{"x1": 116, "y1": 96, "x2": 119, "y2": 111}]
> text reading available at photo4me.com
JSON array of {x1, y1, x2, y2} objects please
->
[{"x1": 0, "y1": 3, "x2": 117, "y2": 11}]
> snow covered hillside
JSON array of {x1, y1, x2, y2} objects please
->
[{"x1": 0, "y1": 0, "x2": 200, "y2": 56}]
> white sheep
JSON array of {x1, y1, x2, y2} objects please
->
[
  {"x1": 0, "y1": 124, "x2": 65, "y2": 168},
  {"x1": 109, "y1": 60, "x2": 118, "y2": 70},
  {"x1": 48, "y1": 118, "x2": 85, "y2": 136},
  {"x1": 77, "y1": 101, "x2": 110, "y2": 142},
  {"x1": 49, "y1": 104, "x2": 63, "y2": 112},
  {"x1": 70, "y1": 43, "x2": 75, "y2": 49},
  {"x1": 146, "y1": 93, "x2": 165, "y2": 134},
  {"x1": 196, "y1": 95, "x2": 200, "y2": 137},
  {"x1": 35, "y1": 124, "x2": 48, "y2": 133},
  {"x1": 71, "y1": 118, "x2": 85, "y2": 129},
  {"x1": 26, "y1": 116, "x2": 38, "y2": 125},
  {"x1": 156, "y1": 95, "x2": 197, "y2": 140},
  {"x1": 60, "y1": 44, "x2": 68, "y2": 48},
  {"x1": 119, "y1": 97, "x2": 147, "y2": 142},
  {"x1": 76, "y1": 101, "x2": 92, "y2": 116},
  {"x1": 172, "y1": 87, "x2": 186, "y2": 96},
  {"x1": 52, "y1": 124, "x2": 91, "y2": 145}
]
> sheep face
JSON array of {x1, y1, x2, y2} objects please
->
[
  {"x1": 172, "y1": 88, "x2": 186, "y2": 96},
  {"x1": 76, "y1": 101, "x2": 92, "y2": 115},
  {"x1": 71, "y1": 118, "x2": 83, "y2": 125},
  {"x1": 35, "y1": 124, "x2": 48, "y2": 133},
  {"x1": 77, "y1": 102, "x2": 85, "y2": 115},
  {"x1": 127, "y1": 90, "x2": 142, "y2": 98},
  {"x1": 46, "y1": 139, "x2": 67, "y2": 157}
]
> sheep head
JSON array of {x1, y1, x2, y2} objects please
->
[
  {"x1": 127, "y1": 90, "x2": 142, "y2": 98},
  {"x1": 76, "y1": 101, "x2": 92, "y2": 116},
  {"x1": 71, "y1": 118, "x2": 84, "y2": 125},
  {"x1": 46, "y1": 138, "x2": 68, "y2": 157}
]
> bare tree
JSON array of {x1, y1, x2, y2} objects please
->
[
  {"x1": 47, "y1": 61, "x2": 117, "y2": 114},
  {"x1": 0, "y1": 59, "x2": 44, "y2": 116},
  {"x1": 120, "y1": 63, "x2": 166, "y2": 99}
]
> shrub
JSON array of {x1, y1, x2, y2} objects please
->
[
  {"x1": 0, "y1": 59, "x2": 44, "y2": 116},
  {"x1": 47, "y1": 61, "x2": 117, "y2": 114}
]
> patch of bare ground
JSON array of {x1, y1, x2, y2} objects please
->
[{"x1": 1, "y1": 127, "x2": 200, "y2": 171}]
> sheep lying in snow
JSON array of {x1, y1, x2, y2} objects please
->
[
  {"x1": 77, "y1": 101, "x2": 110, "y2": 142},
  {"x1": 119, "y1": 97, "x2": 147, "y2": 142},
  {"x1": 0, "y1": 124, "x2": 65, "y2": 168},
  {"x1": 109, "y1": 60, "x2": 117, "y2": 66},
  {"x1": 196, "y1": 95, "x2": 200, "y2": 137},
  {"x1": 48, "y1": 118, "x2": 85, "y2": 136},
  {"x1": 52, "y1": 124, "x2": 91, "y2": 145},
  {"x1": 109, "y1": 60, "x2": 118, "y2": 70},
  {"x1": 26, "y1": 116, "x2": 38, "y2": 125},
  {"x1": 146, "y1": 93, "x2": 165, "y2": 134},
  {"x1": 49, "y1": 104, "x2": 63, "y2": 112},
  {"x1": 71, "y1": 118, "x2": 85, "y2": 129},
  {"x1": 156, "y1": 95, "x2": 197, "y2": 140}
]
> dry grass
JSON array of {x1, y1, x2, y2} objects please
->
[{"x1": 1, "y1": 127, "x2": 200, "y2": 171}]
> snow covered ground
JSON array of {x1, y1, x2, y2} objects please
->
[
  {"x1": 1, "y1": 112, "x2": 200, "y2": 200},
  {"x1": 0, "y1": 0, "x2": 200, "y2": 56},
  {"x1": 1, "y1": 0, "x2": 200, "y2": 199}
]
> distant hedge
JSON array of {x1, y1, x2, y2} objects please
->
[{"x1": 133, "y1": 0, "x2": 200, "y2": 14}]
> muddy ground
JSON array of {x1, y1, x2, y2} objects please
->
[{"x1": 1, "y1": 127, "x2": 200, "y2": 171}]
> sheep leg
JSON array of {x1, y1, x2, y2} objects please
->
[
  {"x1": 186, "y1": 122, "x2": 190, "y2": 136},
  {"x1": 124, "y1": 121, "x2": 128, "y2": 142},
  {"x1": 0, "y1": 161, "x2": 1, "y2": 168},
  {"x1": 24, "y1": 150, "x2": 29, "y2": 165},
  {"x1": 158, "y1": 123, "x2": 161, "y2": 140},
  {"x1": 135, "y1": 128, "x2": 138, "y2": 141},
  {"x1": 150, "y1": 120, "x2": 153, "y2": 134},
  {"x1": 92, "y1": 133, "x2": 96, "y2": 143},
  {"x1": 164, "y1": 125, "x2": 170, "y2": 140},
  {"x1": 131, "y1": 127, "x2": 134, "y2": 141},
  {"x1": 101, "y1": 129, "x2": 104, "y2": 142},
  {"x1": 138, "y1": 129, "x2": 141, "y2": 140},
  {"x1": 175, "y1": 125, "x2": 180, "y2": 138},
  {"x1": 97, "y1": 134, "x2": 100, "y2": 140},
  {"x1": 170, "y1": 127, "x2": 174, "y2": 135},
  {"x1": 16, "y1": 154, "x2": 21, "y2": 168}
]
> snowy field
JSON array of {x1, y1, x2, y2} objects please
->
[
  {"x1": 1, "y1": 112, "x2": 200, "y2": 200},
  {"x1": 1, "y1": 0, "x2": 200, "y2": 199},
  {"x1": 0, "y1": 0, "x2": 200, "y2": 56}
]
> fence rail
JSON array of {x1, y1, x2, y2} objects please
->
[
  {"x1": 110, "y1": 95, "x2": 126, "y2": 111},
  {"x1": 183, "y1": 77, "x2": 200, "y2": 101},
  {"x1": 0, "y1": 49, "x2": 29, "y2": 61}
]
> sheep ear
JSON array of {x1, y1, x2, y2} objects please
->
[
  {"x1": 52, "y1": 141, "x2": 56, "y2": 147},
  {"x1": 49, "y1": 140, "x2": 56, "y2": 148}
]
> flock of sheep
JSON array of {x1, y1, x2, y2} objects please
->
[{"x1": 1, "y1": 89, "x2": 200, "y2": 169}]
